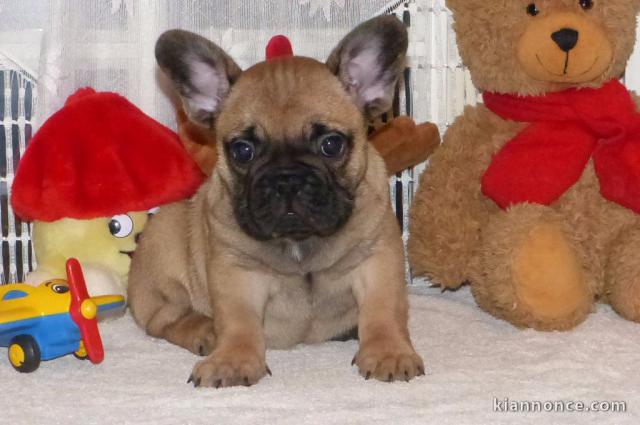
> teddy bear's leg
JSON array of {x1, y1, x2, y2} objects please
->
[
  {"x1": 473, "y1": 204, "x2": 593, "y2": 330},
  {"x1": 606, "y1": 228, "x2": 640, "y2": 322},
  {"x1": 408, "y1": 108, "x2": 500, "y2": 289},
  {"x1": 408, "y1": 165, "x2": 487, "y2": 288}
]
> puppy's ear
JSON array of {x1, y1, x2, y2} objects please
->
[
  {"x1": 155, "y1": 30, "x2": 242, "y2": 127},
  {"x1": 326, "y1": 15, "x2": 408, "y2": 119}
]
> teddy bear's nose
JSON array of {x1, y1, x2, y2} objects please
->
[{"x1": 551, "y1": 28, "x2": 579, "y2": 52}]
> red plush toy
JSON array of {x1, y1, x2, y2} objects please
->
[
  {"x1": 12, "y1": 88, "x2": 204, "y2": 222},
  {"x1": 11, "y1": 88, "x2": 204, "y2": 297}
]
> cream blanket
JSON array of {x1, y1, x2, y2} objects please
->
[{"x1": 3, "y1": 287, "x2": 638, "y2": 425}]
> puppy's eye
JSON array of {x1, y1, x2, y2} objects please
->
[
  {"x1": 579, "y1": 0, "x2": 593, "y2": 10},
  {"x1": 526, "y1": 3, "x2": 540, "y2": 16},
  {"x1": 229, "y1": 140, "x2": 255, "y2": 163},
  {"x1": 319, "y1": 133, "x2": 345, "y2": 158},
  {"x1": 109, "y1": 214, "x2": 134, "y2": 238}
]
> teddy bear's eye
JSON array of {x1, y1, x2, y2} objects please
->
[
  {"x1": 526, "y1": 3, "x2": 540, "y2": 16},
  {"x1": 579, "y1": 0, "x2": 594, "y2": 10}
]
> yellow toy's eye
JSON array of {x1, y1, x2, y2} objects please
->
[
  {"x1": 109, "y1": 214, "x2": 134, "y2": 238},
  {"x1": 51, "y1": 283, "x2": 69, "y2": 294}
]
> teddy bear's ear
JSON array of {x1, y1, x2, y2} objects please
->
[
  {"x1": 444, "y1": 0, "x2": 462, "y2": 13},
  {"x1": 326, "y1": 15, "x2": 408, "y2": 119},
  {"x1": 445, "y1": 0, "x2": 483, "y2": 14}
]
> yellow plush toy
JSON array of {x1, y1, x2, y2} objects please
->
[
  {"x1": 10, "y1": 88, "x2": 205, "y2": 297},
  {"x1": 27, "y1": 214, "x2": 149, "y2": 297}
]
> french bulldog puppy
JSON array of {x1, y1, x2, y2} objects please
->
[{"x1": 128, "y1": 15, "x2": 424, "y2": 387}]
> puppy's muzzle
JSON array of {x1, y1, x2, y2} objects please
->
[{"x1": 245, "y1": 165, "x2": 352, "y2": 240}]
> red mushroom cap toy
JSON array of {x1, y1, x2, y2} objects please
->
[{"x1": 11, "y1": 88, "x2": 205, "y2": 222}]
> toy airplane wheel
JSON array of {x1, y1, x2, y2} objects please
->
[
  {"x1": 73, "y1": 341, "x2": 88, "y2": 360},
  {"x1": 8, "y1": 335, "x2": 41, "y2": 373}
]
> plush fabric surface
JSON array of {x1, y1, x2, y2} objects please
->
[{"x1": 3, "y1": 287, "x2": 639, "y2": 425}]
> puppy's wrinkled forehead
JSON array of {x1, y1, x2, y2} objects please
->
[{"x1": 217, "y1": 57, "x2": 363, "y2": 142}]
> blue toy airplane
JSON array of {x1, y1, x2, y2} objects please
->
[{"x1": 0, "y1": 259, "x2": 125, "y2": 372}]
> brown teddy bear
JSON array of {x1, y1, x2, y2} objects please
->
[{"x1": 408, "y1": 0, "x2": 640, "y2": 331}]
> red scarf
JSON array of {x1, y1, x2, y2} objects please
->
[{"x1": 481, "y1": 80, "x2": 640, "y2": 214}]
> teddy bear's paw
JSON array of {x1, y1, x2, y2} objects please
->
[
  {"x1": 511, "y1": 223, "x2": 591, "y2": 329},
  {"x1": 353, "y1": 339, "x2": 425, "y2": 382},
  {"x1": 610, "y1": 294, "x2": 640, "y2": 323},
  {"x1": 608, "y1": 278, "x2": 640, "y2": 322}
]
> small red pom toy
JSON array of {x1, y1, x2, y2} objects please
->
[{"x1": 265, "y1": 35, "x2": 294, "y2": 61}]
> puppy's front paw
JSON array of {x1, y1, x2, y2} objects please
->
[
  {"x1": 188, "y1": 348, "x2": 270, "y2": 388},
  {"x1": 353, "y1": 340, "x2": 424, "y2": 382}
]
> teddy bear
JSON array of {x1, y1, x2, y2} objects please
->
[
  {"x1": 408, "y1": 0, "x2": 640, "y2": 331},
  {"x1": 11, "y1": 88, "x2": 204, "y2": 297},
  {"x1": 174, "y1": 34, "x2": 441, "y2": 177}
]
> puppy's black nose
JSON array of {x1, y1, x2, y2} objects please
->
[
  {"x1": 551, "y1": 28, "x2": 579, "y2": 52},
  {"x1": 272, "y1": 169, "x2": 306, "y2": 199}
]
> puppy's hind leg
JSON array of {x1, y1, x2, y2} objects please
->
[{"x1": 129, "y1": 279, "x2": 216, "y2": 356}]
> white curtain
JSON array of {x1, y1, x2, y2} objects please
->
[
  {"x1": 0, "y1": 0, "x2": 637, "y2": 133},
  {"x1": 0, "y1": 0, "x2": 412, "y2": 127},
  {"x1": 0, "y1": 0, "x2": 492, "y2": 136}
]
